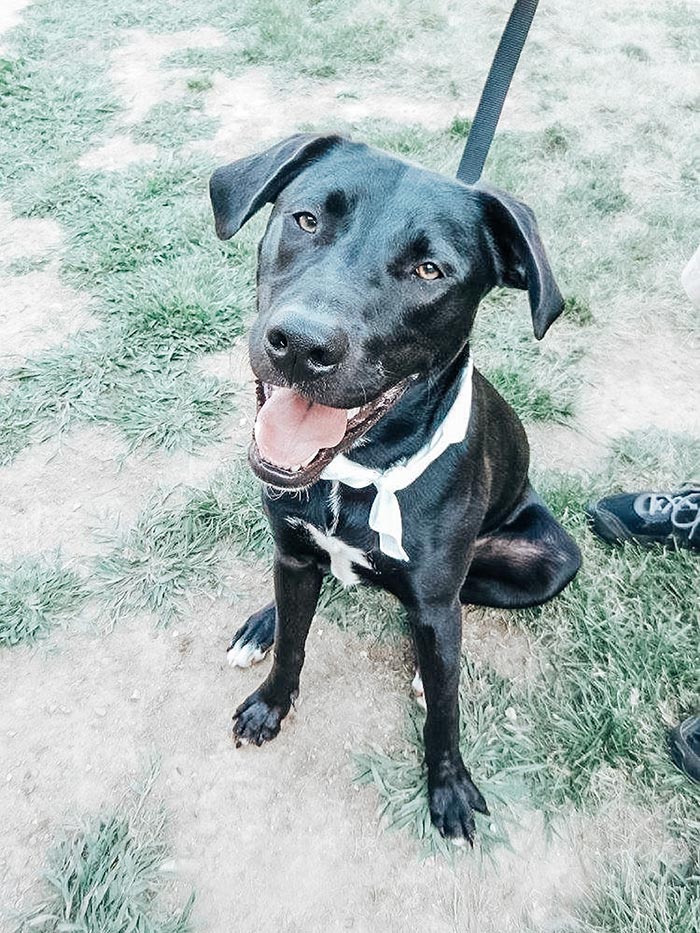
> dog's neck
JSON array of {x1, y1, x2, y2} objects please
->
[{"x1": 347, "y1": 345, "x2": 472, "y2": 471}]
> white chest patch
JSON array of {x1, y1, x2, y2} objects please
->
[{"x1": 289, "y1": 518, "x2": 371, "y2": 587}]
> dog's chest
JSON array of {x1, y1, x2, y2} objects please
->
[{"x1": 287, "y1": 482, "x2": 375, "y2": 587}]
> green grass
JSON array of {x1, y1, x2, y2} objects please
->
[
  {"x1": 160, "y1": 0, "x2": 446, "y2": 80},
  {"x1": 98, "y1": 253, "x2": 251, "y2": 359},
  {"x1": 0, "y1": 4, "x2": 256, "y2": 466},
  {"x1": 132, "y1": 101, "x2": 218, "y2": 149},
  {"x1": 94, "y1": 462, "x2": 270, "y2": 619},
  {"x1": 563, "y1": 854, "x2": 700, "y2": 933},
  {"x1": 318, "y1": 578, "x2": 405, "y2": 643},
  {"x1": 17, "y1": 769, "x2": 194, "y2": 933},
  {"x1": 0, "y1": 333, "x2": 237, "y2": 464},
  {"x1": 471, "y1": 294, "x2": 581, "y2": 423},
  {"x1": 0, "y1": 555, "x2": 88, "y2": 647}
]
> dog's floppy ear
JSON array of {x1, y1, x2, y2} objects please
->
[
  {"x1": 209, "y1": 133, "x2": 344, "y2": 241},
  {"x1": 477, "y1": 184, "x2": 564, "y2": 339}
]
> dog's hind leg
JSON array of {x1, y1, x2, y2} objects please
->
[
  {"x1": 227, "y1": 601, "x2": 276, "y2": 668},
  {"x1": 461, "y1": 487, "x2": 581, "y2": 610}
]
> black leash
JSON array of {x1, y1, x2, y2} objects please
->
[{"x1": 456, "y1": 0, "x2": 540, "y2": 185}]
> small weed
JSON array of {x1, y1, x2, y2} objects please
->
[
  {"x1": 541, "y1": 122, "x2": 573, "y2": 154},
  {"x1": 448, "y1": 115, "x2": 472, "y2": 138},
  {"x1": 0, "y1": 555, "x2": 87, "y2": 647},
  {"x1": 621, "y1": 43, "x2": 652, "y2": 63},
  {"x1": 186, "y1": 75, "x2": 214, "y2": 92},
  {"x1": 17, "y1": 767, "x2": 194, "y2": 933},
  {"x1": 563, "y1": 295, "x2": 594, "y2": 326},
  {"x1": 1, "y1": 256, "x2": 51, "y2": 276}
]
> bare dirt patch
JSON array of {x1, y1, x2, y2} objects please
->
[
  {"x1": 0, "y1": 203, "x2": 62, "y2": 263},
  {"x1": 195, "y1": 67, "x2": 459, "y2": 161},
  {"x1": 0, "y1": 422, "x2": 244, "y2": 563},
  {"x1": 78, "y1": 134, "x2": 159, "y2": 172},
  {"x1": 0, "y1": 0, "x2": 30, "y2": 53},
  {"x1": 463, "y1": 607, "x2": 539, "y2": 684},
  {"x1": 576, "y1": 299, "x2": 700, "y2": 446},
  {"x1": 0, "y1": 267, "x2": 96, "y2": 365},
  {"x1": 111, "y1": 27, "x2": 225, "y2": 126},
  {"x1": 3, "y1": 591, "x2": 656, "y2": 933},
  {"x1": 0, "y1": 203, "x2": 98, "y2": 365}
]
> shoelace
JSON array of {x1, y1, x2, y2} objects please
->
[{"x1": 634, "y1": 489, "x2": 700, "y2": 540}]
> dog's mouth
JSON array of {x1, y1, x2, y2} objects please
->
[{"x1": 250, "y1": 379, "x2": 409, "y2": 490}]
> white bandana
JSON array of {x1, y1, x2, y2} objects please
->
[{"x1": 320, "y1": 356, "x2": 475, "y2": 562}]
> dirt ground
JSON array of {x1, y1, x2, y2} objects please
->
[{"x1": 1, "y1": 2, "x2": 698, "y2": 931}]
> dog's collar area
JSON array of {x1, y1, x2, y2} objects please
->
[{"x1": 320, "y1": 355, "x2": 475, "y2": 561}]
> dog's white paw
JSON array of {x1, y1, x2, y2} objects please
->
[
  {"x1": 411, "y1": 669, "x2": 427, "y2": 710},
  {"x1": 227, "y1": 641, "x2": 269, "y2": 668}
]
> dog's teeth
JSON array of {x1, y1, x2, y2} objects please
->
[{"x1": 347, "y1": 407, "x2": 360, "y2": 419}]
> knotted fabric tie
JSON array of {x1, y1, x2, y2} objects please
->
[{"x1": 320, "y1": 356, "x2": 475, "y2": 561}]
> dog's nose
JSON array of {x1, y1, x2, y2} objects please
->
[{"x1": 264, "y1": 314, "x2": 349, "y2": 383}]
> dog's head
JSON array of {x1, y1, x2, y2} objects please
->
[{"x1": 210, "y1": 133, "x2": 563, "y2": 488}]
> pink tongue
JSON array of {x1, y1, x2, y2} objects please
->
[{"x1": 254, "y1": 388, "x2": 348, "y2": 470}]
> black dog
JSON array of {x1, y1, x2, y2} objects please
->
[{"x1": 209, "y1": 134, "x2": 581, "y2": 843}]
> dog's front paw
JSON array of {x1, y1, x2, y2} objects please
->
[
  {"x1": 428, "y1": 760, "x2": 488, "y2": 845},
  {"x1": 227, "y1": 603, "x2": 276, "y2": 668},
  {"x1": 232, "y1": 688, "x2": 294, "y2": 747}
]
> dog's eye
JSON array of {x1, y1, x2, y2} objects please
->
[
  {"x1": 414, "y1": 261, "x2": 443, "y2": 281},
  {"x1": 294, "y1": 212, "x2": 318, "y2": 234}
]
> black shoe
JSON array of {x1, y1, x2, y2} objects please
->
[
  {"x1": 586, "y1": 485, "x2": 700, "y2": 551},
  {"x1": 668, "y1": 715, "x2": 700, "y2": 783}
]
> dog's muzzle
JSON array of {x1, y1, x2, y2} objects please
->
[{"x1": 249, "y1": 379, "x2": 411, "y2": 490}]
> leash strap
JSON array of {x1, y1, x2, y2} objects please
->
[{"x1": 456, "y1": 0, "x2": 540, "y2": 185}]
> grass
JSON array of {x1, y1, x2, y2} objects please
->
[
  {"x1": 471, "y1": 293, "x2": 581, "y2": 423},
  {"x1": 132, "y1": 101, "x2": 218, "y2": 149},
  {"x1": 318, "y1": 578, "x2": 405, "y2": 643},
  {"x1": 94, "y1": 461, "x2": 270, "y2": 619},
  {"x1": 0, "y1": 332, "x2": 237, "y2": 463},
  {"x1": 563, "y1": 854, "x2": 700, "y2": 933},
  {"x1": 0, "y1": 5, "x2": 256, "y2": 465},
  {"x1": 160, "y1": 0, "x2": 447, "y2": 80},
  {"x1": 17, "y1": 768, "x2": 194, "y2": 933},
  {"x1": 0, "y1": 554, "x2": 88, "y2": 647}
]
